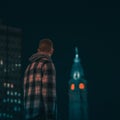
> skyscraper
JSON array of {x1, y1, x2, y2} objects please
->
[
  {"x1": 68, "y1": 47, "x2": 88, "y2": 120},
  {"x1": 0, "y1": 21, "x2": 23, "y2": 120}
]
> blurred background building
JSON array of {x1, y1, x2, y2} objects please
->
[{"x1": 0, "y1": 20, "x2": 23, "y2": 120}]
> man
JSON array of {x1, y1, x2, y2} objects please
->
[{"x1": 24, "y1": 38, "x2": 56, "y2": 120}]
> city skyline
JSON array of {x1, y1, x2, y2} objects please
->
[{"x1": 0, "y1": 1, "x2": 120, "y2": 119}]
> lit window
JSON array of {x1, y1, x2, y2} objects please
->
[
  {"x1": 79, "y1": 83, "x2": 85, "y2": 90},
  {"x1": 4, "y1": 68, "x2": 7, "y2": 72},
  {"x1": 18, "y1": 99, "x2": 21, "y2": 104},
  {"x1": 18, "y1": 64, "x2": 21, "y2": 67},
  {"x1": 15, "y1": 92, "x2": 17, "y2": 96},
  {"x1": 0, "y1": 59, "x2": 3, "y2": 65},
  {"x1": 7, "y1": 114, "x2": 9, "y2": 118},
  {"x1": 14, "y1": 99, "x2": 17, "y2": 103},
  {"x1": 3, "y1": 99, "x2": 6, "y2": 103},
  {"x1": 3, "y1": 113, "x2": 6, "y2": 117},
  {"x1": 15, "y1": 64, "x2": 18, "y2": 67},
  {"x1": 10, "y1": 99, "x2": 13, "y2": 103},
  {"x1": 11, "y1": 92, "x2": 13, "y2": 96},
  {"x1": 70, "y1": 83, "x2": 75, "y2": 90},
  {"x1": 3, "y1": 83, "x2": 6, "y2": 87},
  {"x1": 7, "y1": 83, "x2": 10, "y2": 88},
  {"x1": 11, "y1": 84, "x2": 14, "y2": 88},
  {"x1": 14, "y1": 107, "x2": 17, "y2": 111},
  {"x1": 7, "y1": 91, "x2": 10, "y2": 95}
]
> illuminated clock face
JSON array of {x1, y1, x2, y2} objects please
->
[
  {"x1": 79, "y1": 83, "x2": 85, "y2": 89},
  {"x1": 70, "y1": 83, "x2": 75, "y2": 90},
  {"x1": 73, "y1": 71, "x2": 80, "y2": 80}
]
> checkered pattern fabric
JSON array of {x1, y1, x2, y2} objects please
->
[{"x1": 24, "y1": 53, "x2": 56, "y2": 120}]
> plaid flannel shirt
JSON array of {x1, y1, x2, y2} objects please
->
[{"x1": 24, "y1": 54, "x2": 56, "y2": 120}]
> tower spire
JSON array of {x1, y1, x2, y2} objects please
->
[
  {"x1": 74, "y1": 47, "x2": 80, "y2": 63},
  {"x1": 75, "y1": 47, "x2": 78, "y2": 55},
  {"x1": 69, "y1": 47, "x2": 88, "y2": 120}
]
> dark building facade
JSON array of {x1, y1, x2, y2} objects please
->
[
  {"x1": 69, "y1": 47, "x2": 88, "y2": 120},
  {"x1": 0, "y1": 22, "x2": 23, "y2": 120}
]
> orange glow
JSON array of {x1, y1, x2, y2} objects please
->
[
  {"x1": 79, "y1": 83, "x2": 85, "y2": 89},
  {"x1": 70, "y1": 84, "x2": 75, "y2": 90}
]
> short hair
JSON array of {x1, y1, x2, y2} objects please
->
[{"x1": 38, "y1": 38, "x2": 53, "y2": 52}]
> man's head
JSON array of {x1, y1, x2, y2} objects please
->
[{"x1": 38, "y1": 38, "x2": 54, "y2": 56}]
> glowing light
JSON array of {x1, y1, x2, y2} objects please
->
[
  {"x1": 3, "y1": 83, "x2": 6, "y2": 87},
  {"x1": 7, "y1": 91, "x2": 10, "y2": 95},
  {"x1": 14, "y1": 99, "x2": 17, "y2": 103},
  {"x1": 11, "y1": 84, "x2": 14, "y2": 88},
  {"x1": 10, "y1": 99, "x2": 13, "y2": 103},
  {"x1": 76, "y1": 54, "x2": 78, "y2": 58},
  {"x1": 7, "y1": 83, "x2": 10, "y2": 88},
  {"x1": 14, "y1": 107, "x2": 17, "y2": 111},
  {"x1": 18, "y1": 99, "x2": 21, "y2": 104},
  {"x1": 3, "y1": 113, "x2": 6, "y2": 117},
  {"x1": 7, "y1": 114, "x2": 9, "y2": 118},
  {"x1": 15, "y1": 64, "x2": 18, "y2": 67},
  {"x1": 15, "y1": 63, "x2": 21, "y2": 67},
  {"x1": 70, "y1": 83, "x2": 75, "y2": 90},
  {"x1": 0, "y1": 59, "x2": 3, "y2": 65},
  {"x1": 15, "y1": 92, "x2": 17, "y2": 96},
  {"x1": 79, "y1": 83, "x2": 85, "y2": 90},
  {"x1": 11, "y1": 92, "x2": 13, "y2": 96},
  {"x1": 4, "y1": 68, "x2": 7, "y2": 72},
  {"x1": 73, "y1": 72, "x2": 80, "y2": 80},
  {"x1": 3, "y1": 99, "x2": 6, "y2": 103}
]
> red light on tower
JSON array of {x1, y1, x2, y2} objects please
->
[
  {"x1": 70, "y1": 83, "x2": 75, "y2": 90},
  {"x1": 79, "y1": 83, "x2": 85, "y2": 90}
]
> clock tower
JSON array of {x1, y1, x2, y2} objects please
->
[{"x1": 68, "y1": 47, "x2": 88, "y2": 120}]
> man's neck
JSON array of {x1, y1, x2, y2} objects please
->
[{"x1": 39, "y1": 52, "x2": 51, "y2": 57}]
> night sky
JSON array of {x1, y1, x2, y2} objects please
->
[{"x1": 0, "y1": 1, "x2": 120, "y2": 120}]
